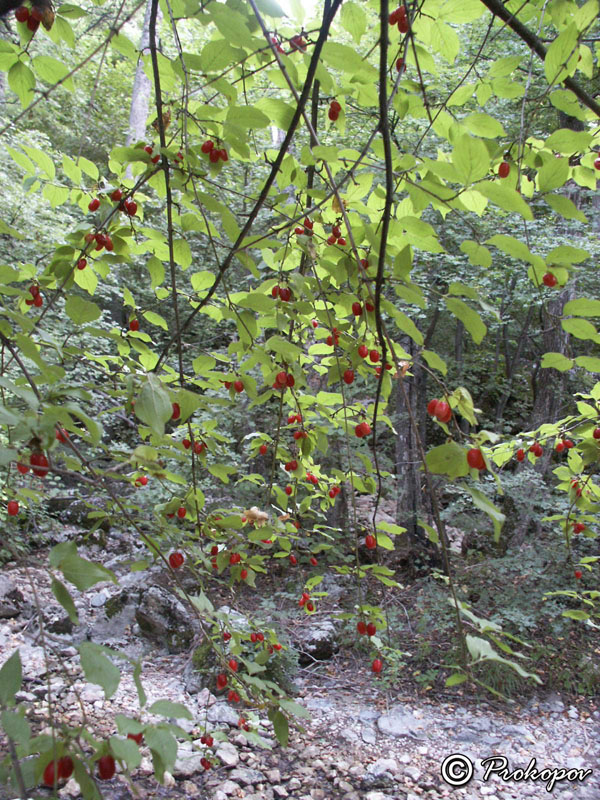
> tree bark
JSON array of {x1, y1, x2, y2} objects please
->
[{"x1": 125, "y1": 0, "x2": 161, "y2": 147}]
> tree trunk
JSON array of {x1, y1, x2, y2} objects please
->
[{"x1": 125, "y1": 0, "x2": 161, "y2": 147}]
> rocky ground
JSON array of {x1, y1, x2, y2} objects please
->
[{"x1": 0, "y1": 537, "x2": 598, "y2": 800}]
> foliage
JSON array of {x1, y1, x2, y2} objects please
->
[{"x1": 0, "y1": 0, "x2": 599, "y2": 795}]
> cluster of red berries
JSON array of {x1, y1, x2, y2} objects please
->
[
  {"x1": 229, "y1": 552, "x2": 242, "y2": 565},
  {"x1": 88, "y1": 193, "x2": 137, "y2": 217},
  {"x1": 298, "y1": 591, "x2": 314, "y2": 611},
  {"x1": 271, "y1": 284, "x2": 292, "y2": 301},
  {"x1": 135, "y1": 475, "x2": 148, "y2": 487},
  {"x1": 284, "y1": 459, "x2": 298, "y2": 472},
  {"x1": 183, "y1": 437, "x2": 206, "y2": 454},
  {"x1": 326, "y1": 223, "x2": 346, "y2": 246},
  {"x1": 306, "y1": 471, "x2": 319, "y2": 485},
  {"x1": 389, "y1": 5, "x2": 409, "y2": 32},
  {"x1": 555, "y1": 438, "x2": 574, "y2": 452},
  {"x1": 15, "y1": 5, "x2": 43, "y2": 32},
  {"x1": 529, "y1": 442, "x2": 543, "y2": 457},
  {"x1": 293, "y1": 429, "x2": 308, "y2": 440},
  {"x1": 355, "y1": 421, "x2": 371, "y2": 438},
  {"x1": 43, "y1": 756, "x2": 74, "y2": 787},
  {"x1": 290, "y1": 34, "x2": 307, "y2": 52},
  {"x1": 85, "y1": 230, "x2": 114, "y2": 252},
  {"x1": 466, "y1": 448, "x2": 486, "y2": 471},
  {"x1": 228, "y1": 689, "x2": 240, "y2": 703},
  {"x1": 427, "y1": 398, "x2": 452, "y2": 424},
  {"x1": 25, "y1": 284, "x2": 43, "y2": 307},
  {"x1": 201, "y1": 139, "x2": 228, "y2": 163},
  {"x1": 143, "y1": 144, "x2": 161, "y2": 164},
  {"x1": 269, "y1": 34, "x2": 285, "y2": 53},
  {"x1": 328, "y1": 485, "x2": 341, "y2": 499},
  {"x1": 357, "y1": 620, "x2": 377, "y2": 636},
  {"x1": 328, "y1": 99, "x2": 341, "y2": 121},
  {"x1": 572, "y1": 521, "x2": 586, "y2": 534},
  {"x1": 199, "y1": 732, "x2": 214, "y2": 747},
  {"x1": 326, "y1": 327, "x2": 340, "y2": 347},
  {"x1": 295, "y1": 217, "x2": 313, "y2": 236},
  {"x1": 357, "y1": 344, "x2": 380, "y2": 363},
  {"x1": 274, "y1": 370, "x2": 295, "y2": 389}
]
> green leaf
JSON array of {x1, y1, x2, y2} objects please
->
[
  {"x1": 465, "y1": 635, "x2": 541, "y2": 682},
  {"x1": 2, "y1": 709, "x2": 31, "y2": 744},
  {"x1": 445, "y1": 298, "x2": 486, "y2": 343},
  {"x1": 544, "y1": 23, "x2": 579, "y2": 85},
  {"x1": 460, "y1": 240, "x2": 492, "y2": 268},
  {"x1": 269, "y1": 709, "x2": 289, "y2": 748},
  {"x1": 575, "y1": 356, "x2": 600, "y2": 372},
  {"x1": 60, "y1": 553, "x2": 117, "y2": 591},
  {"x1": 418, "y1": 520, "x2": 439, "y2": 544},
  {"x1": 65, "y1": 296, "x2": 101, "y2": 325},
  {"x1": 136, "y1": 374, "x2": 172, "y2": 436},
  {"x1": 538, "y1": 157, "x2": 569, "y2": 192},
  {"x1": 562, "y1": 609, "x2": 589, "y2": 620},
  {"x1": 50, "y1": 578, "x2": 79, "y2": 625},
  {"x1": 463, "y1": 484, "x2": 505, "y2": 541},
  {"x1": 545, "y1": 194, "x2": 587, "y2": 223},
  {"x1": 340, "y1": 1, "x2": 367, "y2": 44},
  {"x1": 564, "y1": 298, "x2": 600, "y2": 317},
  {"x1": 561, "y1": 318, "x2": 599, "y2": 340},
  {"x1": 226, "y1": 106, "x2": 271, "y2": 130},
  {"x1": 463, "y1": 113, "x2": 505, "y2": 138},
  {"x1": 79, "y1": 642, "x2": 121, "y2": 699},
  {"x1": 479, "y1": 182, "x2": 533, "y2": 220},
  {"x1": 452, "y1": 134, "x2": 490, "y2": 184},
  {"x1": 32, "y1": 56, "x2": 73, "y2": 90},
  {"x1": 546, "y1": 128, "x2": 592, "y2": 154},
  {"x1": 541, "y1": 352, "x2": 574, "y2": 371},
  {"x1": 547, "y1": 245, "x2": 588, "y2": 263},
  {"x1": 109, "y1": 735, "x2": 142, "y2": 769},
  {"x1": 143, "y1": 311, "x2": 169, "y2": 330},
  {"x1": 425, "y1": 442, "x2": 470, "y2": 478},
  {"x1": 145, "y1": 727, "x2": 177, "y2": 781},
  {"x1": 421, "y1": 350, "x2": 447, "y2": 375},
  {"x1": 445, "y1": 672, "x2": 468, "y2": 687},
  {"x1": 22, "y1": 145, "x2": 55, "y2": 180},
  {"x1": 0, "y1": 650, "x2": 22, "y2": 706},
  {"x1": 197, "y1": 40, "x2": 238, "y2": 73},
  {"x1": 147, "y1": 700, "x2": 193, "y2": 720},
  {"x1": 279, "y1": 698, "x2": 310, "y2": 718},
  {"x1": 173, "y1": 238, "x2": 192, "y2": 269},
  {"x1": 8, "y1": 61, "x2": 35, "y2": 108}
]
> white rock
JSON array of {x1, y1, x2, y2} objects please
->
[{"x1": 216, "y1": 741, "x2": 239, "y2": 767}]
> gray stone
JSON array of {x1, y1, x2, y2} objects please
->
[
  {"x1": 294, "y1": 618, "x2": 339, "y2": 663},
  {"x1": 216, "y1": 780, "x2": 240, "y2": 795},
  {"x1": 361, "y1": 725, "x2": 377, "y2": 744},
  {"x1": 89, "y1": 590, "x2": 109, "y2": 607},
  {"x1": 215, "y1": 741, "x2": 239, "y2": 767},
  {"x1": 368, "y1": 759, "x2": 398, "y2": 777},
  {"x1": 403, "y1": 766, "x2": 421, "y2": 782},
  {"x1": 266, "y1": 768, "x2": 281, "y2": 782},
  {"x1": 228, "y1": 766, "x2": 265, "y2": 784},
  {"x1": 377, "y1": 709, "x2": 429, "y2": 739},
  {"x1": 135, "y1": 586, "x2": 198, "y2": 652},
  {"x1": 273, "y1": 786, "x2": 288, "y2": 798},
  {"x1": 207, "y1": 702, "x2": 240, "y2": 726},
  {"x1": 0, "y1": 576, "x2": 24, "y2": 618},
  {"x1": 173, "y1": 750, "x2": 207, "y2": 777}
]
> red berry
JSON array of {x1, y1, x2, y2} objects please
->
[
  {"x1": 43, "y1": 761, "x2": 58, "y2": 787},
  {"x1": 97, "y1": 754, "x2": 116, "y2": 780},
  {"x1": 434, "y1": 401, "x2": 452, "y2": 423},
  {"x1": 593, "y1": 428, "x2": 600, "y2": 440},
  {"x1": 372, "y1": 658, "x2": 383, "y2": 673},
  {"x1": 343, "y1": 369, "x2": 355, "y2": 385},
  {"x1": 129, "y1": 319, "x2": 139, "y2": 331},
  {"x1": 127, "y1": 733, "x2": 143, "y2": 745},
  {"x1": 498, "y1": 161, "x2": 510, "y2": 178},
  {"x1": 542, "y1": 272, "x2": 557, "y2": 287},
  {"x1": 58, "y1": 756, "x2": 74, "y2": 779},
  {"x1": 241, "y1": 569, "x2": 248, "y2": 579},
  {"x1": 211, "y1": 545, "x2": 219, "y2": 556},
  {"x1": 326, "y1": 234, "x2": 337, "y2": 244},
  {"x1": 427, "y1": 398, "x2": 439, "y2": 416},
  {"x1": 594, "y1": 157, "x2": 600, "y2": 171},
  {"x1": 467, "y1": 448, "x2": 486, "y2": 470},
  {"x1": 309, "y1": 556, "x2": 317, "y2": 566},
  {"x1": 366, "y1": 622, "x2": 376, "y2": 636},
  {"x1": 194, "y1": 441, "x2": 205, "y2": 454},
  {"x1": 104, "y1": 234, "x2": 114, "y2": 250},
  {"x1": 330, "y1": 100, "x2": 341, "y2": 113},
  {"x1": 77, "y1": 258, "x2": 87, "y2": 270},
  {"x1": 573, "y1": 522, "x2": 585, "y2": 534},
  {"x1": 151, "y1": 154, "x2": 161, "y2": 164},
  {"x1": 200, "y1": 757, "x2": 211, "y2": 770},
  {"x1": 289, "y1": 554, "x2": 297, "y2": 565},
  {"x1": 176, "y1": 507, "x2": 186, "y2": 519},
  {"x1": 563, "y1": 439, "x2": 574, "y2": 448},
  {"x1": 144, "y1": 145, "x2": 153, "y2": 155},
  {"x1": 259, "y1": 444, "x2": 267, "y2": 455},
  {"x1": 33, "y1": 294, "x2": 43, "y2": 307},
  {"x1": 352, "y1": 302, "x2": 363, "y2": 316},
  {"x1": 357, "y1": 621, "x2": 367, "y2": 635},
  {"x1": 516, "y1": 448, "x2": 525, "y2": 462},
  {"x1": 326, "y1": 335, "x2": 334, "y2": 347},
  {"x1": 124, "y1": 199, "x2": 137, "y2": 216},
  {"x1": 222, "y1": 632, "x2": 231, "y2": 642},
  {"x1": 304, "y1": 217, "x2": 313, "y2": 229},
  {"x1": 286, "y1": 373, "x2": 295, "y2": 387},
  {"x1": 279, "y1": 287, "x2": 292, "y2": 301},
  {"x1": 355, "y1": 422, "x2": 371, "y2": 438},
  {"x1": 271, "y1": 285, "x2": 280, "y2": 298},
  {"x1": 26, "y1": 16, "x2": 39, "y2": 31},
  {"x1": 88, "y1": 197, "x2": 100, "y2": 212},
  {"x1": 295, "y1": 227, "x2": 305, "y2": 235},
  {"x1": 365, "y1": 533, "x2": 376, "y2": 549},
  {"x1": 7, "y1": 500, "x2": 19, "y2": 516},
  {"x1": 216, "y1": 673, "x2": 227, "y2": 689},
  {"x1": 219, "y1": 149, "x2": 229, "y2": 162},
  {"x1": 369, "y1": 349, "x2": 380, "y2": 363},
  {"x1": 15, "y1": 6, "x2": 29, "y2": 22},
  {"x1": 358, "y1": 344, "x2": 368, "y2": 359},
  {"x1": 306, "y1": 601, "x2": 314, "y2": 612},
  {"x1": 182, "y1": 438, "x2": 191, "y2": 449},
  {"x1": 234, "y1": 380, "x2": 244, "y2": 393},
  {"x1": 389, "y1": 8, "x2": 400, "y2": 24},
  {"x1": 110, "y1": 188, "x2": 123, "y2": 201},
  {"x1": 250, "y1": 632, "x2": 257, "y2": 643},
  {"x1": 337, "y1": 237, "x2": 346, "y2": 246},
  {"x1": 209, "y1": 149, "x2": 220, "y2": 163},
  {"x1": 311, "y1": 319, "x2": 318, "y2": 328},
  {"x1": 201, "y1": 140, "x2": 214, "y2": 154},
  {"x1": 365, "y1": 302, "x2": 375, "y2": 312},
  {"x1": 555, "y1": 441, "x2": 565, "y2": 452},
  {"x1": 30, "y1": 452, "x2": 49, "y2": 477},
  {"x1": 285, "y1": 485, "x2": 293, "y2": 495},
  {"x1": 396, "y1": 57, "x2": 404, "y2": 71},
  {"x1": 574, "y1": 570, "x2": 583, "y2": 579},
  {"x1": 171, "y1": 402, "x2": 181, "y2": 420},
  {"x1": 228, "y1": 658, "x2": 238, "y2": 672},
  {"x1": 16, "y1": 462, "x2": 28, "y2": 474}
]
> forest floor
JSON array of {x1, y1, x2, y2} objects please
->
[{"x1": 0, "y1": 538, "x2": 598, "y2": 800}]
